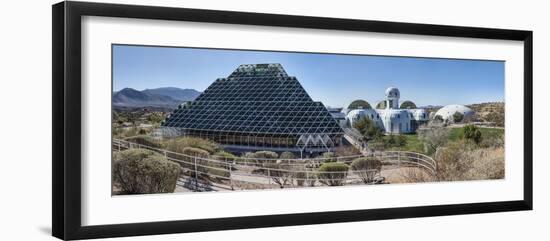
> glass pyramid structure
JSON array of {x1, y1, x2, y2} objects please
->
[{"x1": 161, "y1": 63, "x2": 343, "y2": 152}]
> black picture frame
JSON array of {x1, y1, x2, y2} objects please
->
[{"x1": 52, "y1": 1, "x2": 533, "y2": 240}]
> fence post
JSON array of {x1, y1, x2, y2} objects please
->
[
  {"x1": 398, "y1": 152, "x2": 400, "y2": 167},
  {"x1": 228, "y1": 162, "x2": 234, "y2": 190},
  {"x1": 267, "y1": 168, "x2": 271, "y2": 185},
  {"x1": 194, "y1": 156, "x2": 198, "y2": 191}
]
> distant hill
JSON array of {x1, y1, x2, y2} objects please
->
[
  {"x1": 113, "y1": 87, "x2": 201, "y2": 109},
  {"x1": 142, "y1": 87, "x2": 201, "y2": 101}
]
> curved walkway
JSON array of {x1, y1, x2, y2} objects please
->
[{"x1": 113, "y1": 139, "x2": 436, "y2": 190}]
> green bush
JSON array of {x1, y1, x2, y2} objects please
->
[
  {"x1": 321, "y1": 152, "x2": 336, "y2": 162},
  {"x1": 180, "y1": 147, "x2": 229, "y2": 179},
  {"x1": 113, "y1": 149, "x2": 180, "y2": 194},
  {"x1": 124, "y1": 135, "x2": 163, "y2": 148},
  {"x1": 317, "y1": 162, "x2": 349, "y2": 186},
  {"x1": 253, "y1": 151, "x2": 278, "y2": 159},
  {"x1": 280, "y1": 151, "x2": 295, "y2": 159},
  {"x1": 351, "y1": 157, "x2": 382, "y2": 183},
  {"x1": 165, "y1": 136, "x2": 219, "y2": 154},
  {"x1": 213, "y1": 150, "x2": 237, "y2": 162},
  {"x1": 463, "y1": 125, "x2": 482, "y2": 144}
]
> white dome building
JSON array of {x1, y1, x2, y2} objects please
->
[
  {"x1": 434, "y1": 104, "x2": 475, "y2": 123},
  {"x1": 345, "y1": 87, "x2": 429, "y2": 134}
]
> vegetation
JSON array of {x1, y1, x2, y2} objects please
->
[
  {"x1": 165, "y1": 136, "x2": 220, "y2": 154},
  {"x1": 317, "y1": 162, "x2": 349, "y2": 186},
  {"x1": 468, "y1": 102, "x2": 505, "y2": 127},
  {"x1": 351, "y1": 157, "x2": 382, "y2": 183},
  {"x1": 280, "y1": 151, "x2": 295, "y2": 159},
  {"x1": 418, "y1": 126, "x2": 451, "y2": 155},
  {"x1": 348, "y1": 99, "x2": 372, "y2": 110},
  {"x1": 399, "y1": 101, "x2": 417, "y2": 109},
  {"x1": 321, "y1": 152, "x2": 336, "y2": 162},
  {"x1": 212, "y1": 150, "x2": 237, "y2": 162},
  {"x1": 113, "y1": 149, "x2": 180, "y2": 194},
  {"x1": 123, "y1": 135, "x2": 163, "y2": 148},
  {"x1": 263, "y1": 162, "x2": 294, "y2": 188},
  {"x1": 353, "y1": 117, "x2": 383, "y2": 141},
  {"x1": 463, "y1": 124, "x2": 483, "y2": 144},
  {"x1": 452, "y1": 111, "x2": 464, "y2": 123},
  {"x1": 434, "y1": 140, "x2": 504, "y2": 181}
]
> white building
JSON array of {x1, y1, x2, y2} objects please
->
[
  {"x1": 345, "y1": 87, "x2": 429, "y2": 134},
  {"x1": 434, "y1": 104, "x2": 475, "y2": 123}
]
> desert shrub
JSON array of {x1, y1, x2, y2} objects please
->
[
  {"x1": 463, "y1": 147, "x2": 505, "y2": 180},
  {"x1": 165, "y1": 136, "x2": 219, "y2": 154},
  {"x1": 280, "y1": 151, "x2": 295, "y2": 160},
  {"x1": 463, "y1": 125, "x2": 482, "y2": 145},
  {"x1": 317, "y1": 162, "x2": 349, "y2": 186},
  {"x1": 333, "y1": 145, "x2": 361, "y2": 156},
  {"x1": 124, "y1": 135, "x2": 163, "y2": 148},
  {"x1": 350, "y1": 157, "x2": 382, "y2": 184},
  {"x1": 113, "y1": 149, "x2": 180, "y2": 194},
  {"x1": 213, "y1": 150, "x2": 237, "y2": 163},
  {"x1": 479, "y1": 132, "x2": 505, "y2": 148},
  {"x1": 418, "y1": 126, "x2": 450, "y2": 155},
  {"x1": 321, "y1": 152, "x2": 337, "y2": 162},
  {"x1": 263, "y1": 162, "x2": 294, "y2": 188},
  {"x1": 484, "y1": 111, "x2": 505, "y2": 127},
  {"x1": 399, "y1": 167, "x2": 436, "y2": 183},
  {"x1": 253, "y1": 151, "x2": 278, "y2": 160},
  {"x1": 434, "y1": 141, "x2": 473, "y2": 181},
  {"x1": 179, "y1": 147, "x2": 228, "y2": 179}
]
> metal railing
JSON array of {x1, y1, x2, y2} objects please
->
[{"x1": 113, "y1": 138, "x2": 436, "y2": 190}]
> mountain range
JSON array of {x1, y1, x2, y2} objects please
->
[{"x1": 113, "y1": 87, "x2": 201, "y2": 109}]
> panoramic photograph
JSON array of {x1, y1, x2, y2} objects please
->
[{"x1": 111, "y1": 44, "x2": 505, "y2": 195}]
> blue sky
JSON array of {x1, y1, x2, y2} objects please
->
[{"x1": 113, "y1": 45, "x2": 504, "y2": 107}]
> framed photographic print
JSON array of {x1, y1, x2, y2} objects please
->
[{"x1": 52, "y1": 1, "x2": 533, "y2": 240}]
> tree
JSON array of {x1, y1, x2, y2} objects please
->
[
  {"x1": 452, "y1": 111, "x2": 464, "y2": 123},
  {"x1": 417, "y1": 126, "x2": 451, "y2": 154},
  {"x1": 317, "y1": 162, "x2": 349, "y2": 186},
  {"x1": 263, "y1": 162, "x2": 294, "y2": 188},
  {"x1": 350, "y1": 157, "x2": 382, "y2": 183},
  {"x1": 400, "y1": 100, "x2": 417, "y2": 109},
  {"x1": 463, "y1": 124, "x2": 482, "y2": 144},
  {"x1": 353, "y1": 117, "x2": 383, "y2": 141},
  {"x1": 348, "y1": 99, "x2": 372, "y2": 110}
]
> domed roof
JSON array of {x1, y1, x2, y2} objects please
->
[
  {"x1": 400, "y1": 100, "x2": 417, "y2": 109},
  {"x1": 347, "y1": 99, "x2": 372, "y2": 110},
  {"x1": 434, "y1": 104, "x2": 475, "y2": 123},
  {"x1": 385, "y1": 86, "x2": 400, "y2": 98}
]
